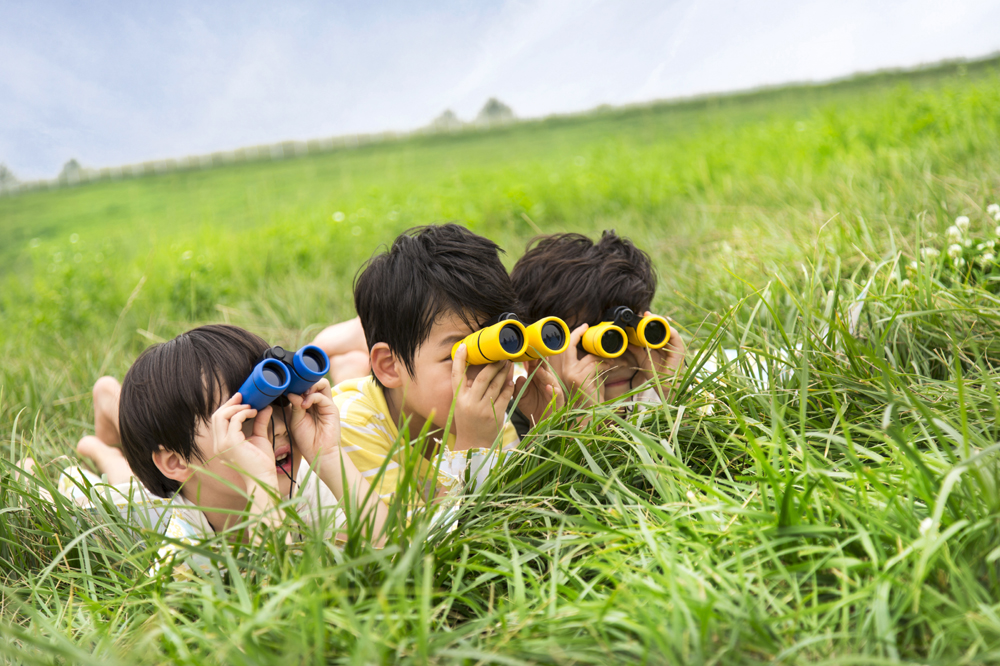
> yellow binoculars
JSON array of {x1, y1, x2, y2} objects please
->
[
  {"x1": 451, "y1": 314, "x2": 528, "y2": 365},
  {"x1": 513, "y1": 317, "x2": 571, "y2": 363},
  {"x1": 581, "y1": 306, "x2": 671, "y2": 359}
]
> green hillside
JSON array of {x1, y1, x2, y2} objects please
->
[{"x1": 3, "y1": 55, "x2": 1000, "y2": 663}]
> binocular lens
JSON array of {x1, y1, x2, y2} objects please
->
[
  {"x1": 540, "y1": 321, "x2": 565, "y2": 351},
  {"x1": 300, "y1": 349, "x2": 324, "y2": 373},
  {"x1": 601, "y1": 329, "x2": 625, "y2": 354},
  {"x1": 643, "y1": 320, "x2": 668, "y2": 346},
  {"x1": 498, "y1": 324, "x2": 525, "y2": 354},
  {"x1": 262, "y1": 364, "x2": 287, "y2": 387}
]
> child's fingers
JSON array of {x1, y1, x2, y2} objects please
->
[
  {"x1": 252, "y1": 406, "x2": 272, "y2": 439},
  {"x1": 451, "y1": 344, "x2": 469, "y2": 390},
  {"x1": 312, "y1": 378, "x2": 332, "y2": 398},
  {"x1": 215, "y1": 401, "x2": 248, "y2": 421},
  {"x1": 475, "y1": 361, "x2": 508, "y2": 401},
  {"x1": 568, "y1": 323, "x2": 589, "y2": 346},
  {"x1": 497, "y1": 369, "x2": 516, "y2": 407},
  {"x1": 302, "y1": 390, "x2": 334, "y2": 411},
  {"x1": 227, "y1": 405, "x2": 256, "y2": 443},
  {"x1": 213, "y1": 402, "x2": 251, "y2": 438}
]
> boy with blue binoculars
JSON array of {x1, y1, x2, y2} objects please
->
[{"x1": 69, "y1": 325, "x2": 388, "y2": 572}]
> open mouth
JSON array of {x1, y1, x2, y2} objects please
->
[{"x1": 274, "y1": 446, "x2": 293, "y2": 477}]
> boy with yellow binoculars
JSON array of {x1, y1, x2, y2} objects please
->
[
  {"x1": 328, "y1": 224, "x2": 562, "y2": 504},
  {"x1": 315, "y1": 229, "x2": 684, "y2": 412},
  {"x1": 510, "y1": 230, "x2": 685, "y2": 406}
]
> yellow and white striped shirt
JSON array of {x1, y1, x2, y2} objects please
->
[{"x1": 331, "y1": 376, "x2": 519, "y2": 502}]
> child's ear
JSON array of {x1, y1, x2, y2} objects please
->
[
  {"x1": 152, "y1": 447, "x2": 192, "y2": 485},
  {"x1": 370, "y1": 342, "x2": 404, "y2": 388}
]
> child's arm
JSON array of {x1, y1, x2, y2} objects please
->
[
  {"x1": 286, "y1": 379, "x2": 389, "y2": 546},
  {"x1": 310, "y1": 317, "x2": 371, "y2": 386}
]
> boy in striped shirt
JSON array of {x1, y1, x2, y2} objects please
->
[{"x1": 331, "y1": 224, "x2": 561, "y2": 502}]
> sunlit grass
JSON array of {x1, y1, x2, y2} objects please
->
[{"x1": 3, "y1": 58, "x2": 1000, "y2": 663}]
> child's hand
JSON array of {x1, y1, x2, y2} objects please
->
[
  {"x1": 286, "y1": 379, "x2": 341, "y2": 464},
  {"x1": 546, "y1": 323, "x2": 604, "y2": 405},
  {"x1": 632, "y1": 314, "x2": 685, "y2": 394},
  {"x1": 514, "y1": 361, "x2": 565, "y2": 427},
  {"x1": 451, "y1": 344, "x2": 516, "y2": 451},
  {"x1": 211, "y1": 393, "x2": 278, "y2": 483}
]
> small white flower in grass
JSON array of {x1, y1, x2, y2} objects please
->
[
  {"x1": 921, "y1": 248, "x2": 940, "y2": 260},
  {"x1": 948, "y1": 243, "x2": 963, "y2": 259},
  {"x1": 987, "y1": 240, "x2": 996, "y2": 249},
  {"x1": 965, "y1": 238, "x2": 973, "y2": 247},
  {"x1": 900, "y1": 279, "x2": 913, "y2": 289},
  {"x1": 697, "y1": 391, "x2": 715, "y2": 416},
  {"x1": 996, "y1": 225, "x2": 1000, "y2": 237},
  {"x1": 978, "y1": 243, "x2": 987, "y2": 251},
  {"x1": 956, "y1": 216, "x2": 970, "y2": 233},
  {"x1": 919, "y1": 517, "x2": 933, "y2": 537},
  {"x1": 909, "y1": 260, "x2": 919, "y2": 270},
  {"x1": 954, "y1": 257, "x2": 966, "y2": 268},
  {"x1": 686, "y1": 490, "x2": 696, "y2": 502},
  {"x1": 947, "y1": 226, "x2": 962, "y2": 243},
  {"x1": 978, "y1": 252, "x2": 995, "y2": 267},
  {"x1": 989, "y1": 203, "x2": 1000, "y2": 220}
]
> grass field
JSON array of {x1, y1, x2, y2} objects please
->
[{"x1": 4, "y1": 56, "x2": 1000, "y2": 664}]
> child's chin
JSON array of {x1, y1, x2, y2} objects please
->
[{"x1": 604, "y1": 381, "x2": 631, "y2": 399}]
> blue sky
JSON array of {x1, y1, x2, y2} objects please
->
[{"x1": 2, "y1": 0, "x2": 999, "y2": 179}]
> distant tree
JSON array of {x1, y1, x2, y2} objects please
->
[
  {"x1": 0, "y1": 163, "x2": 17, "y2": 192},
  {"x1": 59, "y1": 159, "x2": 82, "y2": 183},
  {"x1": 475, "y1": 98, "x2": 515, "y2": 127},
  {"x1": 428, "y1": 109, "x2": 464, "y2": 132}
]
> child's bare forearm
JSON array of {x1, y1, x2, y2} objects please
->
[
  {"x1": 311, "y1": 450, "x2": 389, "y2": 547},
  {"x1": 241, "y1": 474, "x2": 288, "y2": 541}
]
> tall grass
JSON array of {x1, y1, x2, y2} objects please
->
[{"x1": 3, "y1": 59, "x2": 1000, "y2": 663}]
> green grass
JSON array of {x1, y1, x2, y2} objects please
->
[{"x1": 4, "y1": 55, "x2": 1000, "y2": 663}]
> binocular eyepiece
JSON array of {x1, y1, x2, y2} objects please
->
[
  {"x1": 237, "y1": 344, "x2": 331, "y2": 411},
  {"x1": 580, "y1": 306, "x2": 671, "y2": 359}
]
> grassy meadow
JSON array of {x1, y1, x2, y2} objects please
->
[{"x1": 4, "y1": 56, "x2": 1000, "y2": 663}]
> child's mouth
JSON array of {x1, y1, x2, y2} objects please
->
[{"x1": 274, "y1": 446, "x2": 293, "y2": 476}]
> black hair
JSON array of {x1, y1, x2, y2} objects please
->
[
  {"x1": 118, "y1": 325, "x2": 269, "y2": 497},
  {"x1": 510, "y1": 230, "x2": 657, "y2": 328},
  {"x1": 354, "y1": 223, "x2": 518, "y2": 386}
]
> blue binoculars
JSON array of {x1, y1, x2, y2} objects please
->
[{"x1": 236, "y1": 345, "x2": 331, "y2": 411}]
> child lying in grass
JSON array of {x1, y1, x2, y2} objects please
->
[
  {"x1": 332, "y1": 223, "x2": 562, "y2": 503},
  {"x1": 313, "y1": 229, "x2": 685, "y2": 427},
  {"x1": 42, "y1": 324, "x2": 388, "y2": 573},
  {"x1": 510, "y1": 230, "x2": 685, "y2": 406}
]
